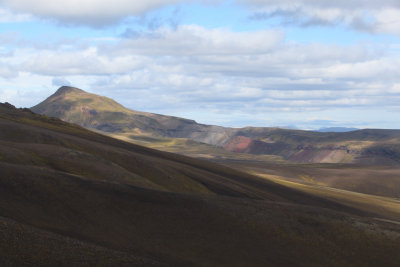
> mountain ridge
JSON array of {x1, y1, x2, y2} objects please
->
[
  {"x1": 31, "y1": 86, "x2": 400, "y2": 164},
  {"x1": 31, "y1": 86, "x2": 234, "y2": 145}
]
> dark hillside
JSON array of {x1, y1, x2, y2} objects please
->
[{"x1": 2, "y1": 102, "x2": 400, "y2": 266}]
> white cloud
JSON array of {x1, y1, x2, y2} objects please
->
[
  {"x1": 0, "y1": 0, "x2": 187, "y2": 26},
  {"x1": 3, "y1": 0, "x2": 400, "y2": 36},
  {"x1": 0, "y1": 88, "x2": 18, "y2": 102},
  {"x1": 241, "y1": 0, "x2": 400, "y2": 9},
  {"x1": 372, "y1": 9, "x2": 400, "y2": 35},
  {"x1": 52, "y1": 77, "x2": 71, "y2": 87},
  {"x1": 0, "y1": 65, "x2": 16, "y2": 78},
  {"x1": 389, "y1": 84, "x2": 400, "y2": 93},
  {"x1": 243, "y1": 0, "x2": 400, "y2": 35},
  {"x1": 115, "y1": 25, "x2": 284, "y2": 56},
  {"x1": 19, "y1": 46, "x2": 147, "y2": 76},
  {"x1": 0, "y1": 7, "x2": 31, "y2": 23}
]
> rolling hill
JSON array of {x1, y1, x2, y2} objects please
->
[
  {"x1": 31, "y1": 86, "x2": 234, "y2": 146},
  {"x1": 2, "y1": 101, "x2": 400, "y2": 266},
  {"x1": 32, "y1": 86, "x2": 400, "y2": 164}
]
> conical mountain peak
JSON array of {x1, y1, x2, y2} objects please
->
[
  {"x1": 30, "y1": 86, "x2": 212, "y2": 140},
  {"x1": 53, "y1": 86, "x2": 85, "y2": 96},
  {"x1": 31, "y1": 86, "x2": 132, "y2": 121}
]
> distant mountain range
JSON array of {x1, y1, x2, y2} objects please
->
[
  {"x1": 317, "y1": 127, "x2": 360, "y2": 132},
  {"x1": 32, "y1": 86, "x2": 400, "y2": 164}
]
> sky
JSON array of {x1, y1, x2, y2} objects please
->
[{"x1": 1, "y1": 0, "x2": 400, "y2": 130}]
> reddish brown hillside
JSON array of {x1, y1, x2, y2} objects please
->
[
  {"x1": 223, "y1": 135, "x2": 291, "y2": 156},
  {"x1": 223, "y1": 136, "x2": 254, "y2": 153}
]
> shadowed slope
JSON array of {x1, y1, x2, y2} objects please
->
[{"x1": 2, "y1": 102, "x2": 400, "y2": 266}]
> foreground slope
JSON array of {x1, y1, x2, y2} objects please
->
[
  {"x1": 32, "y1": 86, "x2": 400, "y2": 164},
  {"x1": 2, "y1": 102, "x2": 400, "y2": 266}
]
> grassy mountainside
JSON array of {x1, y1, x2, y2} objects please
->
[
  {"x1": 32, "y1": 86, "x2": 400, "y2": 164},
  {"x1": 2, "y1": 102, "x2": 400, "y2": 266},
  {"x1": 31, "y1": 86, "x2": 233, "y2": 145}
]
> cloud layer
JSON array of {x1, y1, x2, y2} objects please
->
[
  {"x1": 2, "y1": 0, "x2": 400, "y2": 34},
  {"x1": 1, "y1": 24, "x2": 399, "y2": 127},
  {"x1": 0, "y1": 0, "x2": 187, "y2": 26},
  {"x1": 244, "y1": 0, "x2": 400, "y2": 35}
]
